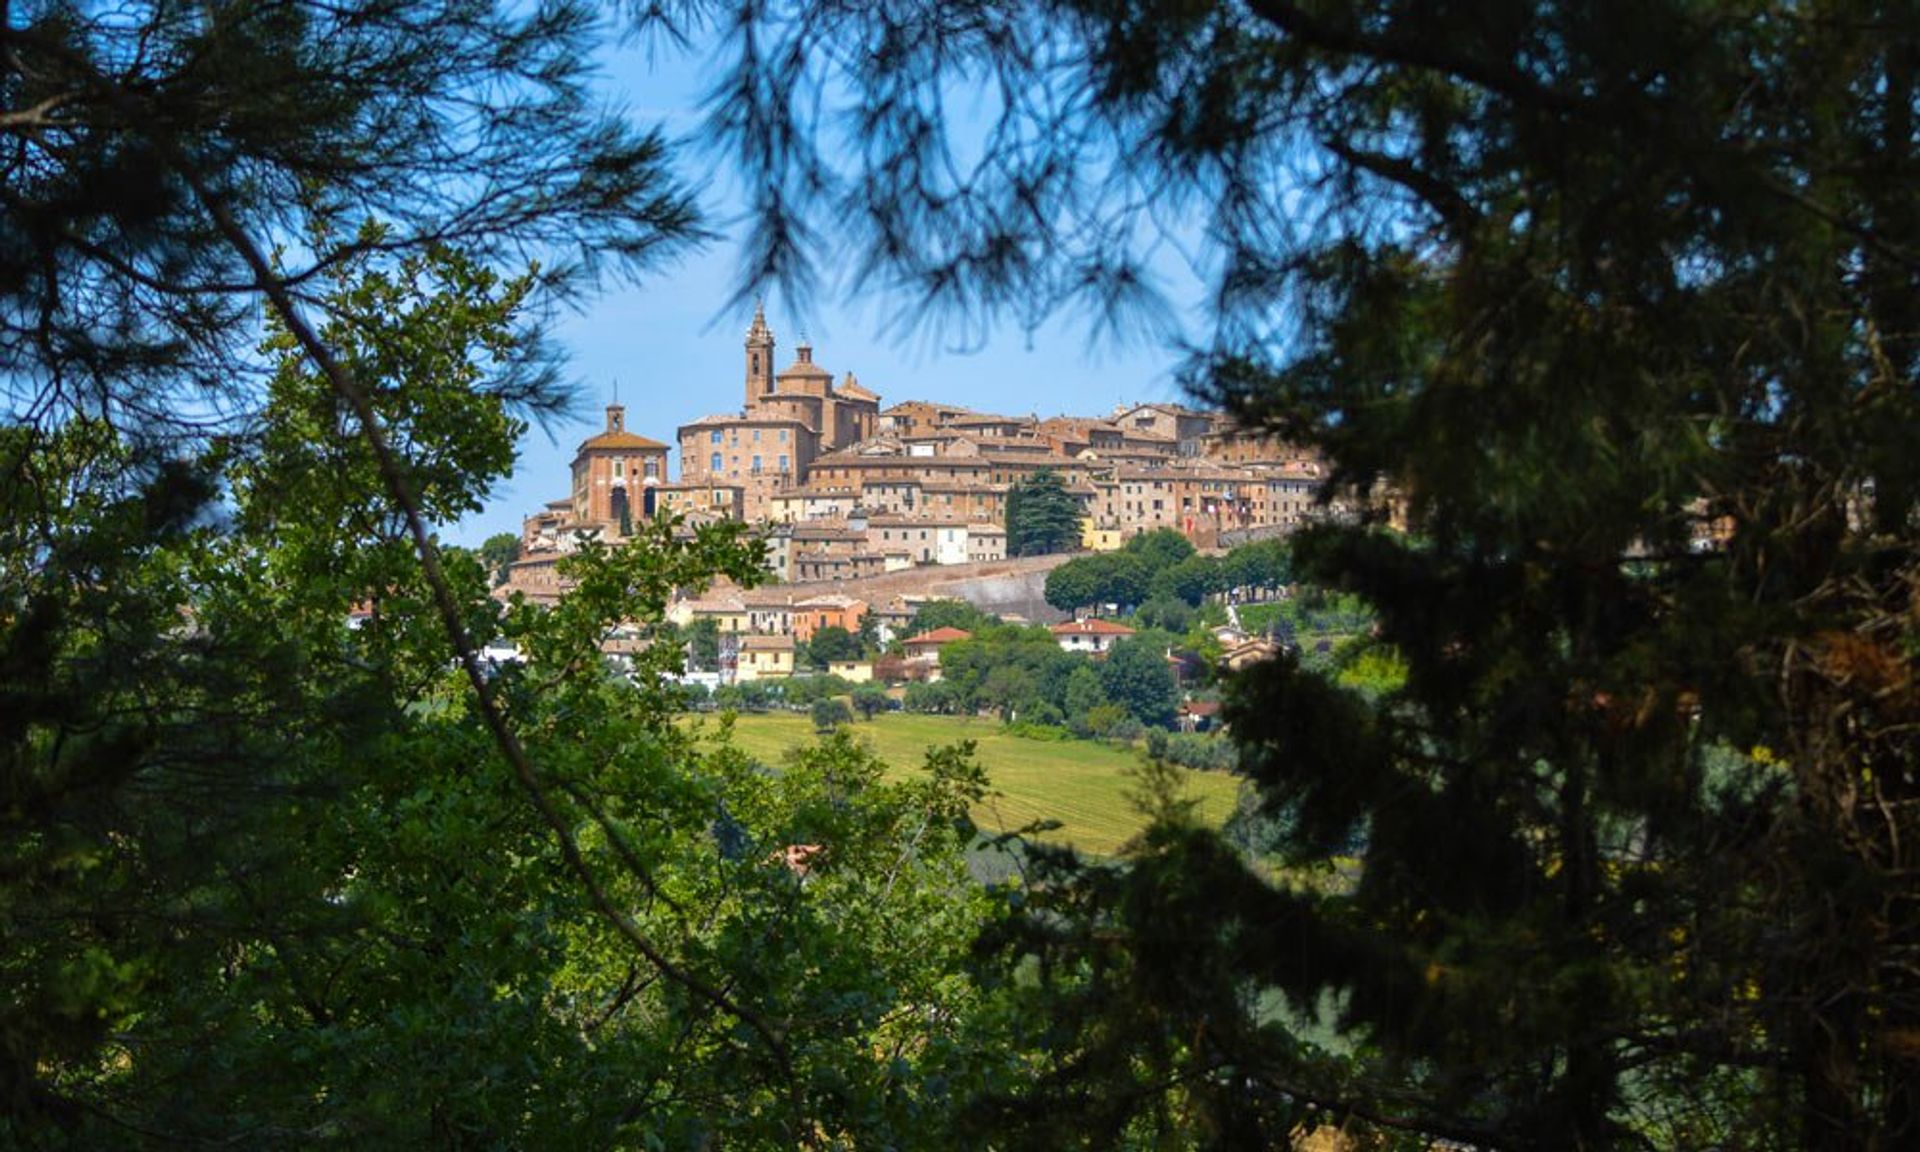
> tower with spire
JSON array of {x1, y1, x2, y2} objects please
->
[{"x1": 744, "y1": 300, "x2": 775, "y2": 405}]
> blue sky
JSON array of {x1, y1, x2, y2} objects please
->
[{"x1": 450, "y1": 28, "x2": 1202, "y2": 546}]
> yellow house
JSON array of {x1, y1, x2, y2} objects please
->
[
  {"x1": 1080, "y1": 522, "x2": 1123, "y2": 552},
  {"x1": 669, "y1": 594, "x2": 750, "y2": 634},
  {"x1": 735, "y1": 634, "x2": 796, "y2": 681},
  {"x1": 828, "y1": 660, "x2": 874, "y2": 683}
]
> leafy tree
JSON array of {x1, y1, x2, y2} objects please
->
[
  {"x1": 1082, "y1": 703, "x2": 1136, "y2": 744},
  {"x1": 1098, "y1": 636, "x2": 1179, "y2": 731},
  {"x1": 905, "y1": 598, "x2": 997, "y2": 637},
  {"x1": 4, "y1": 1, "x2": 692, "y2": 435},
  {"x1": 684, "y1": 616, "x2": 722, "y2": 672},
  {"x1": 811, "y1": 697, "x2": 852, "y2": 732},
  {"x1": 938, "y1": 632, "x2": 1079, "y2": 718},
  {"x1": 978, "y1": 664, "x2": 1041, "y2": 722},
  {"x1": 479, "y1": 531, "x2": 522, "y2": 586},
  {"x1": 0, "y1": 5, "x2": 1072, "y2": 1147},
  {"x1": 851, "y1": 682, "x2": 892, "y2": 720},
  {"x1": 1045, "y1": 550, "x2": 1153, "y2": 614},
  {"x1": 2, "y1": 7, "x2": 708, "y2": 1132},
  {"x1": 1005, "y1": 469, "x2": 1082, "y2": 556},
  {"x1": 1152, "y1": 553, "x2": 1223, "y2": 607},
  {"x1": 666, "y1": 0, "x2": 1920, "y2": 1144},
  {"x1": 807, "y1": 624, "x2": 860, "y2": 667},
  {"x1": 1133, "y1": 596, "x2": 1195, "y2": 634},
  {"x1": 903, "y1": 679, "x2": 965, "y2": 715},
  {"x1": 1122, "y1": 527, "x2": 1197, "y2": 569},
  {"x1": 1043, "y1": 554, "x2": 1103, "y2": 613},
  {"x1": 1062, "y1": 664, "x2": 1110, "y2": 737},
  {"x1": 1220, "y1": 539, "x2": 1291, "y2": 600}
]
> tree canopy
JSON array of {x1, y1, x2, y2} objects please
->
[
  {"x1": 13, "y1": 1, "x2": 1920, "y2": 1147},
  {"x1": 1005, "y1": 469, "x2": 1082, "y2": 556},
  {"x1": 0, "y1": 4, "x2": 1022, "y2": 1145},
  {"x1": 666, "y1": 0, "x2": 1920, "y2": 1146}
]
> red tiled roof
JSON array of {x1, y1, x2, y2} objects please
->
[
  {"x1": 902, "y1": 627, "x2": 973, "y2": 646},
  {"x1": 1051, "y1": 619, "x2": 1137, "y2": 637},
  {"x1": 577, "y1": 429, "x2": 669, "y2": 452}
]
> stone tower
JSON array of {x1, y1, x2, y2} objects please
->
[{"x1": 744, "y1": 300, "x2": 775, "y2": 406}]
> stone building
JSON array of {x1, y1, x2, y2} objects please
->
[
  {"x1": 675, "y1": 304, "x2": 881, "y2": 519},
  {"x1": 569, "y1": 402, "x2": 670, "y2": 530}
]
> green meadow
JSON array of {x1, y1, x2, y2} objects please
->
[{"x1": 680, "y1": 712, "x2": 1242, "y2": 857}]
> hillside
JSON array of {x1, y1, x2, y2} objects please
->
[{"x1": 681, "y1": 712, "x2": 1242, "y2": 857}]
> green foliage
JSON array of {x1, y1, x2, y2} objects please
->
[
  {"x1": 1062, "y1": 664, "x2": 1111, "y2": 737},
  {"x1": 1044, "y1": 550, "x2": 1152, "y2": 613},
  {"x1": 905, "y1": 598, "x2": 997, "y2": 637},
  {"x1": 1156, "y1": 732, "x2": 1240, "y2": 774},
  {"x1": 1123, "y1": 528, "x2": 1197, "y2": 569},
  {"x1": 1238, "y1": 588, "x2": 1373, "y2": 645},
  {"x1": 683, "y1": 615, "x2": 721, "y2": 671},
  {"x1": 1152, "y1": 553, "x2": 1224, "y2": 606},
  {"x1": 696, "y1": 712, "x2": 1244, "y2": 858},
  {"x1": 850, "y1": 682, "x2": 892, "y2": 720},
  {"x1": 806, "y1": 623, "x2": 860, "y2": 667},
  {"x1": 939, "y1": 632, "x2": 1079, "y2": 720},
  {"x1": 1005, "y1": 720, "x2": 1074, "y2": 741},
  {"x1": 663, "y1": 0, "x2": 1920, "y2": 1142},
  {"x1": 778, "y1": 673, "x2": 854, "y2": 706},
  {"x1": 1099, "y1": 637, "x2": 1180, "y2": 730},
  {"x1": 810, "y1": 696, "x2": 852, "y2": 732},
  {"x1": 5, "y1": 0, "x2": 695, "y2": 430},
  {"x1": 479, "y1": 531, "x2": 521, "y2": 585},
  {"x1": 1333, "y1": 642, "x2": 1408, "y2": 698},
  {"x1": 1004, "y1": 469, "x2": 1082, "y2": 556},
  {"x1": 1134, "y1": 595, "x2": 1196, "y2": 634},
  {"x1": 1084, "y1": 704, "x2": 1138, "y2": 744},
  {"x1": 902, "y1": 679, "x2": 966, "y2": 715}
]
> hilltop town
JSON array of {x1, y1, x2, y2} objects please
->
[{"x1": 498, "y1": 306, "x2": 1337, "y2": 610}]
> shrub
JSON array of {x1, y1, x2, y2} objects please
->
[
  {"x1": 1005, "y1": 721, "x2": 1074, "y2": 742},
  {"x1": 811, "y1": 697, "x2": 852, "y2": 732}
]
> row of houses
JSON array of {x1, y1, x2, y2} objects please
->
[
  {"x1": 497, "y1": 312, "x2": 1344, "y2": 605},
  {"x1": 695, "y1": 615, "x2": 1146, "y2": 686}
]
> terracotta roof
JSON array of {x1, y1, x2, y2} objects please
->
[
  {"x1": 1050, "y1": 618, "x2": 1137, "y2": 637},
  {"x1": 740, "y1": 634, "x2": 796, "y2": 650},
  {"x1": 577, "y1": 429, "x2": 669, "y2": 453},
  {"x1": 680, "y1": 412, "x2": 808, "y2": 429},
  {"x1": 902, "y1": 627, "x2": 973, "y2": 646},
  {"x1": 836, "y1": 373, "x2": 879, "y2": 400},
  {"x1": 684, "y1": 596, "x2": 746, "y2": 614},
  {"x1": 778, "y1": 346, "x2": 833, "y2": 380}
]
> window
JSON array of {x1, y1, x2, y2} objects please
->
[
  {"x1": 752, "y1": 429, "x2": 761, "y2": 442},
  {"x1": 644, "y1": 459, "x2": 659, "y2": 479},
  {"x1": 752, "y1": 455, "x2": 762, "y2": 472},
  {"x1": 779, "y1": 429, "x2": 788, "y2": 442},
  {"x1": 711, "y1": 430, "x2": 722, "y2": 444},
  {"x1": 612, "y1": 459, "x2": 625, "y2": 478},
  {"x1": 778, "y1": 455, "x2": 789, "y2": 471},
  {"x1": 710, "y1": 453, "x2": 722, "y2": 472}
]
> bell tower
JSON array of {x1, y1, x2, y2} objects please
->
[{"x1": 744, "y1": 300, "x2": 775, "y2": 407}]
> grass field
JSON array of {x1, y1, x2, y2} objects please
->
[{"x1": 679, "y1": 712, "x2": 1242, "y2": 857}]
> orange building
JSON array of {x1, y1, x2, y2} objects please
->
[
  {"x1": 569, "y1": 403, "x2": 669, "y2": 530},
  {"x1": 794, "y1": 594, "x2": 867, "y2": 641}
]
